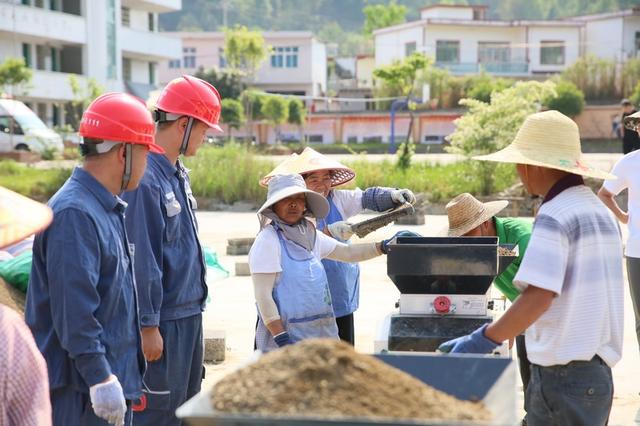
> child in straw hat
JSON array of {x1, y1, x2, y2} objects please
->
[
  {"x1": 249, "y1": 174, "x2": 416, "y2": 353},
  {"x1": 261, "y1": 147, "x2": 416, "y2": 345},
  {"x1": 0, "y1": 187, "x2": 53, "y2": 425},
  {"x1": 599, "y1": 109, "x2": 640, "y2": 358},
  {"x1": 439, "y1": 110, "x2": 624, "y2": 426},
  {"x1": 445, "y1": 193, "x2": 532, "y2": 395}
]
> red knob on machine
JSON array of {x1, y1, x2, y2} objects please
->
[{"x1": 433, "y1": 296, "x2": 451, "y2": 314}]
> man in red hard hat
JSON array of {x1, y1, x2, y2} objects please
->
[
  {"x1": 121, "y1": 75, "x2": 222, "y2": 425},
  {"x1": 26, "y1": 93, "x2": 163, "y2": 426}
]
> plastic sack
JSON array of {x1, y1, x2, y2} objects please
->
[
  {"x1": 0, "y1": 250, "x2": 33, "y2": 293},
  {"x1": 203, "y1": 246, "x2": 229, "y2": 284}
]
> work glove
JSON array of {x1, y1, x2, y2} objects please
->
[
  {"x1": 380, "y1": 230, "x2": 422, "y2": 254},
  {"x1": 274, "y1": 331, "x2": 293, "y2": 347},
  {"x1": 327, "y1": 221, "x2": 354, "y2": 241},
  {"x1": 391, "y1": 189, "x2": 416, "y2": 205},
  {"x1": 438, "y1": 324, "x2": 499, "y2": 354},
  {"x1": 89, "y1": 375, "x2": 127, "y2": 426}
]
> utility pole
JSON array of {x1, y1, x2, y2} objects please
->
[{"x1": 221, "y1": 0, "x2": 229, "y2": 28}]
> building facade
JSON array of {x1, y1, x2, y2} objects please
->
[
  {"x1": 0, "y1": 0, "x2": 182, "y2": 126},
  {"x1": 374, "y1": 4, "x2": 640, "y2": 77},
  {"x1": 158, "y1": 31, "x2": 327, "y2": 97}
]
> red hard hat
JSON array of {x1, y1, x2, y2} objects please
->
[
  {"x1": 155, "y1": 75, "x2": 222, "y2": 132},
  {"x1": 79, "y1": 92, "x2": 164, "y2": 153}
]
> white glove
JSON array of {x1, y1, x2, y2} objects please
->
[
  {"x1": 327, "y1": 221, "x2": 354, "y2": 241},
  {"x1": 391, "y1": 189, "x2": 416, "y2": 205},
  {"x1": 89, "y1": 375, "x2": 127, "y2": 426}
]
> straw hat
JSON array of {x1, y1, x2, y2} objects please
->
[
  {"x1": 260, "y1": 147, "x2": 356, "y2": 187},
  {"x1": 0, "y1": 186, "x2": 52, "y2": 249},
  {"x1": 258, "y1": 174, "x2": 329, "y2": 219},
  {"x1": 474, "y1": 110, "x2": 615, "y2": 180},
  {"x1": 624, "y1": 110, "x2": 640, "y2": 132},
  {"x1": 446, "y1": 193, "x2": 508, "y2": 237}
]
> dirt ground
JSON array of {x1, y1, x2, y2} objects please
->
[{"x1": 197, "y1": 211, "x2": 640, "y2": 425}]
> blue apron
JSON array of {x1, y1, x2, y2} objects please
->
[
  {"x1": 317, "y1": 195, "x2": 361, "y2": 318},
  {"x1": 255, "y1": 226, "x2": 339, "y2": 352}
]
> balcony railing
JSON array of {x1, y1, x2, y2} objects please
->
[
  {"x1": 435, "y1": 62, "x2": 529, "y2": 75},
  {"x1": 0, "y1": 3, "x2": 86, "y2": 44},
  {"x1": 120, "y1": 27, "x2": 182, "y2": 60}
]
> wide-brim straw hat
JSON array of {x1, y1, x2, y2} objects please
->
[
  {"x1": 260, "y1": 147, "x2": 356, "y2": 187},
  {"x1": 446, "y1": 193, "x2": 508, "y2": 237},
  {"x1": 474, "y1": 110, "x2": 615, "y2": 180},
  {"x1": 624, "y1": 110, "x2": 640, "y2": 132},
  {"x1": 258, "y1": 174, "x2": 329, "y2": 219},
  {"x1": 0, "y1": 186, "x2": 52, "y2": 249}
]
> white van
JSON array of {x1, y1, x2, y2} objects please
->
[{"x1": 0, "y1": 98, "x2": 63, "y2": 153}]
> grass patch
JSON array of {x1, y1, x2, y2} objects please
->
[{"x1": 0, "y1": 160, "x2": 72, "y2": 201}]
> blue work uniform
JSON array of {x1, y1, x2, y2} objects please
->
[
  {"x1": 121, "y1": 152, "x2": 206, "y2": 425},
  {"x1": 26, "y1": 167, "x2": 144, "y2": 426},
  {"x1": 255, "y1": 225, "x2": 338, "y2": 353}
]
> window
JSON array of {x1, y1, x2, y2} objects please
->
[
  {"x1": 22, "y1": 43, "x2": 31, "y2": 68},
  {"x1": 635, "y1": 31, "x2": 640, "y2": 56},
  {"x1": 36, "y1": 45, "x2": 47, "y2": 70},
  {"x1": 37, "y1": 103, "x2": 48, "y2": 125},
  {"x1": 121, "y1": 7, "x2": 130, "y2": 27},
  {"x1": 50, "y1": 0, "x2": 61, "y2": 11},
  {"x1": 149, "y1": 62, "x2": 156, "y2": 85},
  {"x1": 34, "y1": 0, "x2": 43, "y2": 7},
  {"x1": 50, "y1": 47, "x2": 59, "y2": 72},
  {"x1": 183, "y1": 47, "x2": 196, "y2": 69},
  {"x1": 21, "y1": 0, "x2": 30, "y2": 5},
  {"x1": 436, "y1": 40, "x2": 460, "y2": 63},
  {"x1": 168, "y1": 59, "x2": 181, "y2": 69},
  {"x1": 122, "y1": 58, "x2": 132, "y2": 81},
  {"x1": 271, "y1": 46, "x2": 299, "y2": 68},
  {"x1": 52, "y1": 104, "x2": 60, "y2": 127},
  {"x1": 218, "y1": 47, "x2": 227, "y2": 68},
  {"x1": 405, "y1": 42, "x2": 416, "y2": 57},
  {"x1": 148, "y1": 13, "x2": 155, "y2": 32},
  {"x1": 106, "y1": 0, "x2": 117, "y2": 79},
  {"x1": 540, "y1": 41, "x2": 565, "y2": 65},
  {"x1": 478, "y1": 42, "x2": 510, "y2": 64}
]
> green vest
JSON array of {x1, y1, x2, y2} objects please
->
[{"x1": 494, "y1": 217, "x2": 533, "y2": 302}]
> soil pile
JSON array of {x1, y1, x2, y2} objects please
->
[{"x1": 212, "y1": 339, "x2": 491, "y2": 423}]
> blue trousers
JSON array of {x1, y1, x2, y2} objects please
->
[
  {"x1": 51, "y1": 387, "x2": 133, "y2": 426},
  {"x1": 133, "y1": 314, "x2": 204, "y2": 426},
  {"x1": 525, "y1": 356, "x2": 613, "y2": 426}
]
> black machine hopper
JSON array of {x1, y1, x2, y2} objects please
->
[{"x1": 387, "y1": 237, "x2": 517, "y2": 295}]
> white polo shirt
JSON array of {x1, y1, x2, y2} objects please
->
[
  {"x1": 514, "y1": 185, "x2": 624, "y2": 368},
  {"x1": 603, "y1": 150, "x2": 640, "y2": 257}
]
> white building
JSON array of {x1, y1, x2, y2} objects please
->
[
  {"x1": 158, "y1": 31, "x2": 327, "y2": 97},
  {"x1": 0, "y1": 0, "x2": 182, "y2": 127},
  {"x1": 374, "y1": 4, "x2": 640, "y2": 77}
]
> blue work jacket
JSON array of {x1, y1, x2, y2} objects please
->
[
  {"x1": 121, "y1": 153, "x2": 207, "y2": 327},
  {"x1": 26, "y1": 167, "x2": 144, "y2": 399}
]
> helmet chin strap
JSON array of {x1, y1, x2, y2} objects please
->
[
  {"x1": 179, "y1": 116, "x2": 194, "y2": 155},
  {"x1": 121, "y1": 144, "x2": 133, "y2": 192}
]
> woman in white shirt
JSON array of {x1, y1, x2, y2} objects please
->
[{"x1": 249, "y1": 173, "x2": 413, "y2": 352}]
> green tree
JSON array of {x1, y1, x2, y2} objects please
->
[
  {"x1": 221, "y1": 98, "x2": 245, "y2": 138},
  {"x1": 363, "y1": 1, "x2": 407, "y2": 35},
  {"x1": 66, "y1": 75, "x2": 105, "y2": 131},
  {"x1": 194, "y1": 67, "x2": 245, "y2": 100},
  {"x1": 262, "y1": 96, "x2": 289, "y2": 144},
  {"x1": 447, "y1": 80, "x2": 557, "y2": 195},
  {"x1": 543, "y1": 80, "x2": 585, "y2": 117},
  {"x1": 561, "y1": 55, "x2": 617, "y2": 101},
  {"x1": 287, "y1": 99, "x2": 307, "y2": 144},
  {"x1": 373, "y1": 52, "x2": 429, "y2": 98},
  {"x1": 629, "y1": 81, "x2": 640, "y2": 108},
  {"x1": 0, "y1": 57, "x2": 32, "y2": 96},
  {"x1": 240, "y1": 89, "x2": 266, "y2": 121},
  {"x1": 464, "y1": 74, "x2": 513, "y2": 103},
  {"x1": 621, "y1": 58, "x2": 640, "y2": 99}
]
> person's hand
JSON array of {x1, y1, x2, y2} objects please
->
[
  {"x1": 141, "y1": 327, "x2": 163, "y2": 362},
  {"x1": 380, "y1": 230, "x2": 421, "y2": 254},
  {"x1": 391, "y1": 189, "x2": 416, "y2": 205},
  {"x1": 438, "y1": 324, "x2": 500, "y2": 354},
  {"x1": 327, "y1": 221, "x2": 354, "y2": 241},
  {"x1": 274, "y1": 331, "x2": 293, "y2": 347},
  {"x1": 621, "y1": 212, "x2": 630, "y2": 225},
  {"x1": 89, "y1": 375, "x2": 127, "y2": 426}
]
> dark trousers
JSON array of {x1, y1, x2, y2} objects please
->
[
  {"x1": 627, "y1": 257, "x2": 640, "y2": 353},
  {"x1": 336, "y1": 313, "x2": 354, "y2": 345},
  {"x1": 525, "y1": 356, "x2": 613, "y2": 426},
  {"x1": 51, "y1": 387, "x2": 133, "y2": 426},
  {"x1": 133, "y1": 314, "x2": 203, "y2": 426},
  {"x1": 515, "y1": 335, "x2": 531, "y2": 393}
]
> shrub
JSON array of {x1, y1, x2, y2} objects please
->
[{"x1": 543, "y1": 81, "x2": 585, "y2": 117}]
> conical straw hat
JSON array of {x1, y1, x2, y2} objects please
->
[
  {"x1": 474, "y1": 110, "x2": 615, "y2": 180},
  {"x1": 260, "y1": 147, "x2": 355, "y2": 187},
  {"x1": 623, "y1": 110, "x2": 640, "y2": 131},
  {"x1": 446, "y1": 193, "x2": 508, "y2": 237}
]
